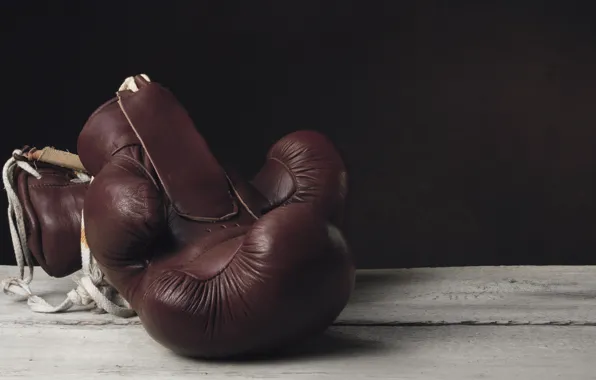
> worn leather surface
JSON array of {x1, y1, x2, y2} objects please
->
[
  {"x1": 78, "y1": 76, "x2": 354, "y2": 358},
  {"x1": 15, "y1": 164, "x2": 87, "y2": 277}
]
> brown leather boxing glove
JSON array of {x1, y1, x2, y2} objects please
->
[
  {"x1": 2, "y1": 147, "x2": 88, "y2": 302},
  {"x1": 77, "y1": 74, "x2": 355, "y2": 358}
]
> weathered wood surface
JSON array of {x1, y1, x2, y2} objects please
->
[
  {"x1": 0, "y1": 325, "x2": 593, "y2": 379},
  {"x1": 1, "y1": 265, "x2": 595, "y2": 326},
  {"x1": 1, "y1": 265, "x2": 595, "y2": 379}
]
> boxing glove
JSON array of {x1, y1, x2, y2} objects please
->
[
  {"x1": 251, "y1": 130, "x2": 348, "y2": 227},
  {"x1": 2, "y1": 147, "x2": 89, "y2": 298},
  {"x1": 78, "y1": 75, "x2": 354, "y2": 358}
]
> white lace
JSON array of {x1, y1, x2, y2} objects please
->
[
  {"x1": 1, "y1": 150, "x2": 136, "y2": 318},
  {"x1": 1, "y1": 150, "x2": 38, "y2": 294}
]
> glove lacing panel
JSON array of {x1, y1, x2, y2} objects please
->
[
  {"x1": 0, "y1": 150, "x2": 135, "y2": 318},
  {"x1": 1, "y1": 150, "x2": 38, "y2": 295}
]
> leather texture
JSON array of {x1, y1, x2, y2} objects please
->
[
  {"x1": 77, "y1": 76, "x2": 354, "y2": 358},
  {"x1": 15, "y1": 163, "x2": 87, "y2": 277}
]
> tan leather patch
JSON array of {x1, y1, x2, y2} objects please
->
[{"x1": 28, "y1": 147, "x2": 87, "y2": 173}]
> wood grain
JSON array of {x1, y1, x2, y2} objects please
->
[
  {"x1": 345, "y1": 266, "x2": 596, "y2": 325},
  {"x1": 2, "y1": 265, "x2": 595, "y2": 326},
  {"x1": 1, "y1": 265, "x2": 594, "y2": 379},
  {"x1": 0, "y1": 325, "x2": 593, "y2": 379}
]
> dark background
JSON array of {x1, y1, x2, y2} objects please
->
[{"x1": 2, "y1": 1, "x2": 596, "y2": 268}]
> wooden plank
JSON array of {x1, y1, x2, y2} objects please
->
[
  {"x1": 344, "y1": 266, "x2": 596, "y2": 325},
  {"x1": 0, "y1": 325, "x2": 593, "y2": 379},
  {"x1": 1, "y1": 265, "x2": 596, "y2": 326}
]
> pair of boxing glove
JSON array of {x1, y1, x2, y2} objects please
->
[{"x1": 3, "y1": 75, "x2": 354, "y2": 358}]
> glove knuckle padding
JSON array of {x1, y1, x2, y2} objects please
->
[
  {"x1": 78, "y1": 76, "x2": 354, "y2": 358},
  {"x1": 141, "y1": 204, "x2": 352, "y2": 358},
  {"x1": 252, "y1": 131, "x2": 348, "y2": 224}
]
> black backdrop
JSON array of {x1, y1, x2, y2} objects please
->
[{"x1": 2, "y1": 1, "x2": 596, "y2": 268}]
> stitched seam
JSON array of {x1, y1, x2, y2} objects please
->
[
  {"x1": 28, "y1": 183, "x2": 88, "y2": 189},
  {"x1": 18, "y1": 174, "x2": 45, "y2": 268},
  {"x1": 33, "y1": 173, "x2": 74, "y2": 179},
  {"x1": 112, "y1": 154, "x2": 160, "y2": 191},
  {"x1": 141, "y1": 239, "x2": 244, "y2": 305},
  {"x1": 110, "y1": 143, "x2": 140, "y2": 158},
  {"x1": 186, "y1": 233, "x2": 245, "y2": 267},
  {"x1": 267, "y1": 157, "x2": 299, "y2": 203},
  {"x1": 227, "y1": 179, "x2": 258, "y2": 220}
]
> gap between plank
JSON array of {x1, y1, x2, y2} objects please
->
[{"x1": 3, "y1": 320, "x2": 596, "y2": 328}]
